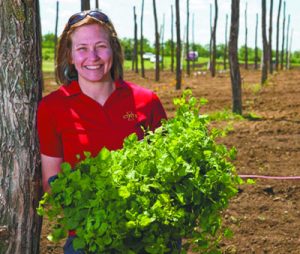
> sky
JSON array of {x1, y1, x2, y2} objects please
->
[{"x1": 39, "y1": 0, "x2": 300, "y2": 52}]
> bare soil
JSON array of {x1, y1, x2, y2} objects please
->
[{"x1": 40, "y1": 68, "x2": 300, "y2": 254}]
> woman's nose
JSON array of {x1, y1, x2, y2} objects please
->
[{"x1": 89, "y1": 48, "x2": 99, "y2": 60}]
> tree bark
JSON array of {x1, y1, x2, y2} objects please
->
[
  {"x1": 229, "y1": 0, "x2": 242, "y2": 114},
  {"x1": 269, "y1": 0, "x2": 274, "y2": 74},
  {"x1": 186, "y1": 0, "x2": 190, "y2": 76},
  {"x1": 275, "y1": 0, "x2": 282, "y2": 71},
  {"x1": 175, "y1": 0, "x2": 182, "y2": 90},
  {"x1": 261, "y1": 0, "x2": 269, "y2": 84},
  {"x1": 153, "y1": 0, "x2": 160, "y2": 81},
  {"x1": 81, "y1": 0, "x2": 90, "y2": 11},
  {"x1": 140, "y1": 0, "x2": 145, "y2": 78},
  {"x1": 0, "y1": 1, "x2": 43, "y2": 253}
]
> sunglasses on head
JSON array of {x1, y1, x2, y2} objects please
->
[{"x1": 66, "y1": 10, "x2": 110, "y2": 30}]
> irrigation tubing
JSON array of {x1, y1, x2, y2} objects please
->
[{"x1": 239, "y1": 175, "x2": 300, "y2": 180}]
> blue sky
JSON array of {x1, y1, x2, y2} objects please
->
[{"x1": 40, "y1": 0, "x2": 300, "y2": 52}]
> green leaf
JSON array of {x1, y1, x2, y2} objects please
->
[
  {"x1": 98, "y1": 222, "x2": 108, "y2": 236},
  {"x1": 73, "y1": 237, "x2": 85, "y2": 250},
  {"x1": 118, "y1": 186, "x2": 130, "y2": 198}
]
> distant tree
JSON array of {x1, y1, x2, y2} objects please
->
[
  {"x1": 186, "y1": 0, "x2": 190, "y2": 76},
  {"x1": 42, "y1": 33, "x2": 55, "y2": 48},
  {"x1": 140, "y1": 0, "x2": 145, "y2": 78},
  {"x1": 160, "y1": 14, "x2": 165, "y2": 71},
  {"x1": 275, "y1": 0, "x2": 282, "y2": 71},
  {"x1": 280, "y1": 1, "x2": 286, "y2": 70},
  {"x1": 0, "y1": 1, "x2": 43, "y2": 253},
  {"x1": 224, "y1": 13, "x2": 228, "y2": 70},
  {"x1": 269, "y1": 0, "x2": 274, "y2": 74},
  {"x1": 254, "y1": 13, "x2": 259, "y2": 69},
  {"x1": 171, "y1": 5, "x2": 175, "y2": 72},
  {"x1": 175, "y1": 0, "x2": 182, "y2": 89},
  {"x1": 261, "y1": 0, "x2": 269, "y2": 84},
  {"x1": 81, "y1": 0, "x2": 90, "y2": 11},
  {"x1": 153, "y1": 0, "x2": 160, "y2": 81},
  {"x1": 285, "y1": 14, "x2": 290, "y2": 69},
  {"x1": 244, "y1": 2, "x2": 248, "y2": 70},
  {"x1": 210, "y1": 0, "x2": 218, "y2": 77},
  {"x1": 287, "y1": 28, "x2": 293, "y2": 68},
  {"x1": 229, "y1": 0, "x2": 242, "y2": 114},
  {"x1": 192, "y1": 13, "x2": 196, "y2": 71},
  {"x1": 209, "y1": 4, "x2": 213, "y2": 70},
  {"x1": 133, "y1": 6, "x2": 138, "y2": 73},
  {"x1": 54, "y1": 0, "x2": 59, "y2": 61},
  {"x1": 120, "y1": 38, "x2": 134, "y2": 60}
]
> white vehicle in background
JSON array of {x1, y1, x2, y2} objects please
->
[
  {"x1": 142, "y1": 52, "x2": 155, "y2": 60},
  {"x1": 143, "y1": 52, "x2": 162, "y2": 62}
]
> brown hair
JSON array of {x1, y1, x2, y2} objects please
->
[{"x1": 55, "y1": 14, "x2": 124, "y2": 84}]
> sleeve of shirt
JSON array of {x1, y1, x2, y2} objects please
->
[
  {"x1": 149, "y1": 93, "x2": 167, "y2": 131},
  {"x1": 37, "y1": 99, "x2": 63, "y2": 157}
]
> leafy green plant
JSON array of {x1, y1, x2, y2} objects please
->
[{"x1": 38, "y1": 90, "x2": 242, "y2": 253}]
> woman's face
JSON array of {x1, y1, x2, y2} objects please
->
[{"x1": 70, "y1": 24, "x2": 113, "y2": 84}]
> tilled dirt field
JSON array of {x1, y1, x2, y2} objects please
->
[{"x1": 40, "y1": 68, "x2": 300, "y2": 254}]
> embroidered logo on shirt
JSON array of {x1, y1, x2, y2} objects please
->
[{"x1": 123, "y1": 111, "x2": 137, "y2": 121}]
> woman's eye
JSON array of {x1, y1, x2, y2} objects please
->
[
  {"x1": 77, "y1": 47, "x2": 87, "y2": 51},
  {"x1": 97, "y1": 44, "x2": 107, "y2": 48}
]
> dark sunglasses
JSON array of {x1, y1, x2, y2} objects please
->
[{"x1": 66, "y1": 10, "x2": 110, "y2": 30}]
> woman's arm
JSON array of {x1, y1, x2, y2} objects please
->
[{"x1": 41, "y1": 154, "x2": 63, "y2": 193}]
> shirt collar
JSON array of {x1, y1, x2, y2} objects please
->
[{"x1": 60, "y1": 79, "x2": 127, "y2": 97}]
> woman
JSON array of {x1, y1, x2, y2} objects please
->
[{"x1": 37, "y1": 10, "x2": 167, "y2": 253}]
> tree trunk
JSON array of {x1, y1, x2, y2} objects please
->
[
  {"x1": 175, "y1": 0, "x2": 182, "y2": 90},
  {"x1": 186, "y1": 0, "x2": 190, "y2": 76},
  {"x1": 261, "y1": 0, "x2": 269, "y2": 84},
  {"x1": 160, "y1": 14, "x2": 165, "y2": 71},
  {"x1": 275, "y1": 0, "x2": 282, "y2": 71},
  {"x1": 211, "y1": 0, "x2": 218, "y2": 77},
  {"x1": 254, "y1": 13, "x2": 259, "y2": 69},
  {"x1": 0, "y1": 1, "x2": 43, "y2": 253},
  {"x1": 171, "y1": 5, "x2": 175, "y2": 73},
  {"x1": 81, "y1": 0, "x2": 90, "y2": 11},
  {"x1": 192, "y1": 13, "x2": 196, "y2": 71},
  {"x1": 133, "y1": 6, "x2": 139, "y2": 74},
  {"x1": 244, "y1": 2, "x2": 248, "y2": 70},
  {"x1": 229, "y1": 0, "x2": 242, "y2": 115},
  {"x1": 95, "y1": 0, "x2": 99, "y2": 9},
  {"x1": 209, "y1": 4, "x2": 212, "y2": 72},
  {"x1": 224, "y1": 14, "x2": 228, "y2": 70},
  {"x1": 54, "y1": 0, "x2": 59, "y2": 63},
  {"x1": 285, "y1": 14, "x2": 290, "y2": 70},
  {"x1": 153, "y1": 0, "x2": 160, "y2": 81},
  {"x1": 140, "y1": 0, "x2": 145, "y2": 78},
  {"x1": 280, "y1": 1, "x2": 286, "y2": 70},
  {"x1": 269, "y1": 0, "x2": 274, "y2": 74}
]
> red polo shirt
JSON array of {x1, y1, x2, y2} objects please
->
[{"x1": 37, "y1": 79, "x2": 167, "y2": 167}]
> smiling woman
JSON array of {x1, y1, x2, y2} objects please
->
[{"x1": 37, "y1": 9, "x2": 167, "y2": 254}]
